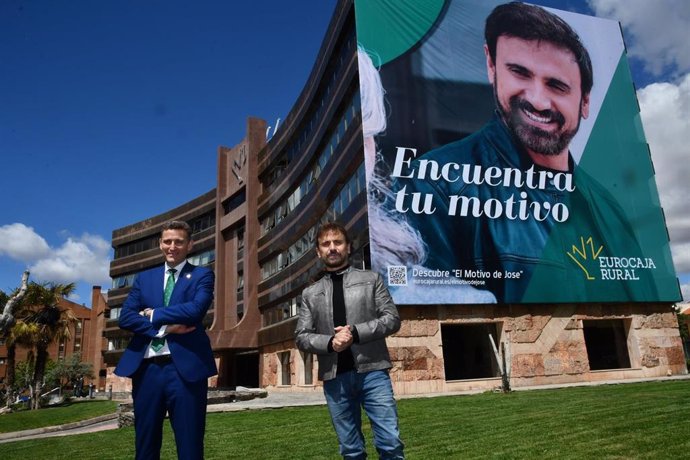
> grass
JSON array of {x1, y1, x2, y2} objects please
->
[
  {"x1": 0, "y1": 400, "x2": 118, "y2": 434},
  {"x1": 1, "y1": 380, "x2": 689, "y2": 459}
]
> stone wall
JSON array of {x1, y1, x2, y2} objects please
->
[
  {"x1": 261, "y1": 303, "x2": 687, "y2": 395},
  {"x1": 388, "y1": 303, "x2": 686, "y2": 393},
  {"x1": 107, "y1": 367, "x2": 133, "y2": 393},
  {"x1": 261, "y1": 339, "x2": 320, "y2": 390}
]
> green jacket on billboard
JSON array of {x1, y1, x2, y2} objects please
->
[{"x1": 397, "y1": 113, "x2": 660, "y2": 303}]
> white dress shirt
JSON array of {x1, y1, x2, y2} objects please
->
[{"x1": 143, "y1": 260, "x2": 187, "y2": 358}]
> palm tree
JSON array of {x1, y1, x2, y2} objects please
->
[
  {"x1": 6, "y1": 318, "x2": 40, "y2": 406},
  {"x1": 3, "y1": 325, "x2": 23, "y2": 407},
  {"x1": 4, "y1": 337, "x2": 17, "y2": 407},
  {"x1": 16, "y1": 282, "x2": 77, "y2": 409}
]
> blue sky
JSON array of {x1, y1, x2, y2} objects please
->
[{"x1": 1, "y1": 0, "x2": 688, "y2": 304}]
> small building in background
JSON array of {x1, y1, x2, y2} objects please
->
[{"x1": 0, "y1": 286, "x2": 108, "y2": 392}]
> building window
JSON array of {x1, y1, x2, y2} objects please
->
[
  {"x1": 58, "y1": 339, "x2": 66, "y2": 360},
  {"x1": 189, "y1": 211, "x2": 216, "y2": 235},
  {"x1": 280, "y1": 352, "x2": 291, "y2": 386},
  {"x1": 260, "y1": 94, "x2": 361, "y2": 237},
  {"x1": 107, "y1": 338, "x2": 127, "y2": 351},
  {"x1": 109, "y1": 307, "x2": 122, "y2": 320},
  {"x1": 260, "y1": 164, "x2": 365, "y2": 281},
  {"x1": 114, "y1": 235, "x2": 159, "y2": 259},
  {"x1": 441, "y1": 323, "x2": 501, "y2": 380},
  {"x1": 583, "y1": 319, "x2": 631, "y2": 370},
  {"x1": 224, "y1": 191, "x2": 246, "y2": 215},
  {"x1": 187, "y1": 249, "x2": 215, "y2": 267},
  {"x1": 263, "y1": 296, "x2": 302, "y2": 327},
  {"x1": 290, "y1": 296, "x2": 300, "y2": 318},
  {"x1": 237, "y1": 227, "x2": 245, "y2": 251},
  {"x1": 301, "y1": 351, "x2": 313, "y2": 385},
  {"x1": 237, "y1": 272, "x2": 244, "y2": 293},
  {"x1": 112, "y1": 273, "x2": 137, "y2": 289}
]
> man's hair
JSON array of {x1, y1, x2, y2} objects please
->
[
  {"x1": 485, "y1": 2, "x2": 593, "y2": 96},
  {"x1": 315, "y1": 221, "x2": 350, "y2": 247},
  {"x1": 161, "y1": 220, "x2": 192, "y2": 240}
]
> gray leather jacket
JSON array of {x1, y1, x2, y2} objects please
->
[{"x1": 295, "y1": 267, "x2": 400, "y2": 381}]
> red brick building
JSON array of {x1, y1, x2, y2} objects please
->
[{"x1": 0, "y1": 286, "x2": 108, "y2": 392}]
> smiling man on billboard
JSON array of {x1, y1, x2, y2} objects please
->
[{"x1": 389, "y1": 2, "x2": 662, "y2": 303}]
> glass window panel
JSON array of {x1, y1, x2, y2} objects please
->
[
  {"x1": 340, "y1": 186, "x2": 349, "y2": 208},
  {"x1": 349, "y1": 178, "x2": 358, "y2": 203}
]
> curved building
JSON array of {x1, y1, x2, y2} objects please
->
[{"x1": 106, "y1": 0, "x2": 686, "y2": 395}]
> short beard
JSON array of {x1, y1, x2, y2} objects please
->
[
  {"x1": 323, "y1": 252, "x2": 348, "y2": 270},
  {"x1": 494, "y1": 81, "x2": 582, "y2": 157}
]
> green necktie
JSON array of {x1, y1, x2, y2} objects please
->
[{"x1": 151, "y1": 268, "x2": 176, "y2": 352}]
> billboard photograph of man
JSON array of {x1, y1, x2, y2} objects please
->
[
  {"x1": 485, "y1": 3, "x2": 591, "y2": 173},
  {"x1": 355, "y1": 0, "x2": 680, "y2": 304}
]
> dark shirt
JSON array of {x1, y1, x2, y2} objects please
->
[{"x1": 331, "y1": 270, "x2": 355, "y2": 374}]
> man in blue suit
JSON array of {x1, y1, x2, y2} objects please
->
[{"x1": 115, "y1": 220, "x2": 217, "y2": 460}]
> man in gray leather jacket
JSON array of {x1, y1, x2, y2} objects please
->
[{"x1": 295, "y1": 222, "x2": 404, "y2": 459}]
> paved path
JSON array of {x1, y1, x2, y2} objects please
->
[
  {"x1": 0, "y1": 391, "x2": 327, "y2": 444},
  {"x1": 0, "y1": 413, "x2": 119, "y2": 444}
]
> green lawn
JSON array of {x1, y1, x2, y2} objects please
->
[
  {"x1": 0, "y1": 400, "x2": 118, "y2": 434},
  {"x1": 2, "y1": 380, "x2": 690, "y2": 459}
]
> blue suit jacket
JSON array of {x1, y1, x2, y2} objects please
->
[{"x1": 114, "y1": 263, "x2": 217, "y2": 382}]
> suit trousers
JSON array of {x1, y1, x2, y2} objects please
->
[{"x1": 132, "y1": 358, "x2": 208, "y2": 460}]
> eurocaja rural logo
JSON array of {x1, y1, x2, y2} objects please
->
[{"x1": 567, "y1": 236, "x2": 657, "y2": 281}]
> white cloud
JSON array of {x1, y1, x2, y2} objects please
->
[
  {"x1": 29, "y1": 233, "x2": 112, "y2": 287},
  {"x1": 0, "y1": 223, "x2": 111, "y2": 290},
  {"x1": 589, "y1": 0, "x2": 690, "y2": 78},
  {"x1": 637, "y1": 74, "x2": 690, "y2": 272},
  {"x1": 0, "y1": 223, "x2": 51, "y2": 261}
]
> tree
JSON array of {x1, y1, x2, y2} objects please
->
[
  {"x1": 12, "y1": 356, "x2": 34, "y2": 395},
  {"x1": 14, "y1": 282, "x2": 78, "y2": 409},
  {"x1": 45, "y1": 352, "x2": 94, "y2": 396},
  {"x1": 3, "y1": 322, "x2": 29, "y2": 408}
]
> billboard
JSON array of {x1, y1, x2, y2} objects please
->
[{"x1": 355, "y1": 0, "x2": 681, "y2": 304}]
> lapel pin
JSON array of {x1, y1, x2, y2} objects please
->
[{"x1": 186, "y1": 273, "x2": 192, "y2": 279}]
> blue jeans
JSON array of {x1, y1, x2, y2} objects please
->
[{"x1": 323, "y1": 370, "x2": 404, "y2": 459}]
